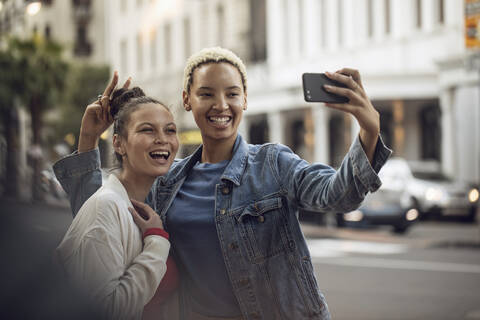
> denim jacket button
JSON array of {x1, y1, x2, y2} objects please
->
[
  {"x1": 219, "y1": 209, "x2": 226, "y2": 215},
  {"x1": 221, "y1": 186, "x2": 230, "y2": 195},
  {"x1": 229, "y1": 242, "x2": 238, "y2": 250},
  {"x1": 257, "y1": 215, "x2": 265, "y2": 223}
]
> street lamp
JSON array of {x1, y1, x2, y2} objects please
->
[{"x1": 26, "y1": 1, "x2": 41, "y2": 16}]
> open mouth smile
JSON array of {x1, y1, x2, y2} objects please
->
[
  {"x1": 149, "y1": 150, "x2": 170, "y2": 161},
  {"x1": 208, "y1": 116, "x2": 232, "y2": 125}
]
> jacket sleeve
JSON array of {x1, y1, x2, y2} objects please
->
[
  {"x1": 60, "y1": 201, "x2": 170, "y2": 320},
  {"x1": 53, "y1": 148, "x2": 103, "y2": 217},
  {"x1": 273, "y1": 135, "x2": 392, "y2": 213}
]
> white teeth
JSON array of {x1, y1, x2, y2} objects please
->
[
  {"x1": 209, "y1": 116, "x2": 230, "y2": 123},
  {"x1": 150, "y1": 151, "x2": 169, "y2": 159}
]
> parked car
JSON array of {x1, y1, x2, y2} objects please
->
[
  {"x1": 372, "y1": 158, "x2": 478, "y2": 222},
  {"x1": 336, "y1": 169, "x2": 419, "y2": 234}
]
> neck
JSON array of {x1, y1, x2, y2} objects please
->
[
  {"x1": 200, "y1": 134, "x2": 237, "y2": 163},
  {"x1": 117, "y1": 169, "x2": 155, "y2": 202}
]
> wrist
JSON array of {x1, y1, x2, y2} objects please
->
[
  {"x1": 78, "y1": 133, "x2": 99, "y2": 153},
  {"x1": 143, "y1": 228, "x2": 169, "y2": 240}
]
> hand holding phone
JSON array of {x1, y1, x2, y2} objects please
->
[{"x1": 302, "y1": 73, "x2": 349, "y2": 103}]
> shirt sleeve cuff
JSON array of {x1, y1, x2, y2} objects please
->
[
  {"x1": 53, "y1": 148, "x2": 101, "y2": 180},
  {"x1": 349, "y1": 134, "x2": 393, "y2": 193},
  {"x1": 143, "y1": 228, "x2": 169, "y2": 240}
]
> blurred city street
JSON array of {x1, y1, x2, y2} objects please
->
[
  {"x1": 1, "y1": 0, "x2": 480, "y2": 319},
  {"x1": 1, "y1": 198, "x2": 480, "y2": 320}
]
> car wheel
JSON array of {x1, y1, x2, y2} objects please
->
[
  {"x1": 393, "y1": 224, "x2": 409, "y2": 234},
  {"x1": 463, "y1": 207, "x2": 477, "y2": 223},
  {"x1": 335, "y1": 213, "x2": 346, "y2": 228}
]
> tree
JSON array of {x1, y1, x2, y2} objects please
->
[
  {"x1": 9, "y1": 35, "x2": 68, "y2": 201},
  {"x1": 51, "y1": 64, "x2": 110, "y2": 153},
  {"x1": 0, "y1": 45, "x2": 21, "y2": 197}
]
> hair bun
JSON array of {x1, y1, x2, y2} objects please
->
[{"x1": 110, "y1": 87, "x2": 146, "y2": 118}]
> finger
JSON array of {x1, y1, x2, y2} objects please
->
[
  {"x1": 129, "y1": 206, "x2": 149, "y2": 223},
  {"x1": 103, "y1": 71, "x2": 119, "y2": 97},
  {"x1": 131, "y1": 199, "x2": 153, "y2": 219},
  {"x1": 323, "y1": 84, "x2": 360, "y2": 103},
  {"x1": 122, "y1": 77, "x2": 132, "y2": 90},
  {"x1": 100, "y1": 96, "x2": 110, "y2": 122},
  {"x1": 107, "y1": 105, "x2": 113, "y2": 123},
  {"x1": 336, "y1": 68, "x2": 364, "y2": 90},
  {"x1": 326, "y1": 71, "x2": 359, "y2": 92},
  {"x1": 129, "y1": 207, "x2": 145, "y2": 224},
  {"x1": 324, "y1": 102, "x2": 356, "y2": 114}
]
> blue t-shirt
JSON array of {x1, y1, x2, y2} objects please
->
[{"x1": 166, "y1": 160, "x2": 241, "y2": 317}]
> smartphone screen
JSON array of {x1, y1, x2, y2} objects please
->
[{"x1": 302, "y1": 73, "x2": 349, "y2": 103}]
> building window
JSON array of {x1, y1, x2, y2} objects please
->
[
  {"x1": 249, "y1": 0, "x2": 266, "y2": 61},
  {"x1": 164, "y1": 23, "x2": 172, "y2": 65},
  {"x1": 385, "y1": 0, "x2": 391, "y2": 34},
  {"x1": 136, "y1": 34, "x2": 143, "y2": 72},
  {"x1": 416, "y1": 0, "x2": 422, "y2": 29},
  {"x1": 120, "y1": 39, "x2": 128, "y2": 76},
  {"x1": 436, "y1": 0, "x2": 444, "y2": 24},
  {"x1": 298, "y1": 0, "x2": 304, "y2": 52},
  {"x1": 120, "y1": 0, "x2": 127, "y2": 12},
  {"x1": 150, "y1": 30, "x2": 157, "y2": 69},
  {"x1": 183, "y1": 17, "x2": 191, "y2": 60},
  {"x1": 367, "y1": 0, "x2": 373, "y2": 37},
  {"x1": 217, "y1": 4, "x2": 225, "y2": 46},
  {"x1": 283, "y1": 0, "x2": 290, "y2": 56},
  {"x1": 337, "y1": 0, "x2": 343, "y2": 45},
  {"x1": 74, "y1": 24, "x2": 92, "y2": 56},
  {"x1": 249, "y1": 116, "x2": 269, "y2": 144},
  {"x1": 45, "y1": 24, "x2": 51, "y2": 39},
  {"x1": 420, "y1": 104, "x2": 441, "y2": 161},
  {"x1": 320, "y1": 0, "x2": 326, "y2": 47}
]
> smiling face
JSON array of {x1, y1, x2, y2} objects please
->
[
  {"x1": 183, "y1": 62, "x2": 247, "y2": 146},
  {"x1": 113, "y1": 103, "x2": 178, "y2": 179}
]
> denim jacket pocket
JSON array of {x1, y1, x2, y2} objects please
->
[{"x1": 237, "y1": 196, "x2": 292, "y2": 263}]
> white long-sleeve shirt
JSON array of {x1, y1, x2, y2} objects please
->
[{"x1": 56, "y1": 174, "x2": 170, "y2": 320}]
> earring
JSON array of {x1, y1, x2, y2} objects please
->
[{"x1": 185, "y1": 104, "x2": 191, "y2": 111}]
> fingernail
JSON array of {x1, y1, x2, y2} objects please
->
[
  {"x1": 324, "y1": 84, "x2": 332, "y2": 89},
  {"x1": 325, "y1": 71, "x2": 331, "y2": 76}
]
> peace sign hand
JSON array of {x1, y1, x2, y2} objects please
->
[
  {"x1": 323, "y1": 68, "x2": 380, "y2": 163},
  {"x1": 78, "y1": 72, "x2": 132, "y2": 153}
]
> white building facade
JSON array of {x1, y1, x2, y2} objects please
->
[{"x1": 103, "y1": 0, "x2": 479, "y2": 184}]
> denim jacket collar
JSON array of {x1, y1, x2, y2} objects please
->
[{"x1": 163, "y1": 134, "x2": 248, "y2": 187}]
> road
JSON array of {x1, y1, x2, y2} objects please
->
[
  {"x1": 1, "y1": 197, "x2": 479, "y2": 319},
  {"x1": 302, "y1": 222, "x2": 480, "y2": 320}
]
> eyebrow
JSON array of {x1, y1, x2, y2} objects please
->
[
  {"x1": 137, "y1": 122, "x2": 176, "y2": 127},
  {"x1": 197, "y1": 86, "x2": 241, "y2": 90}
]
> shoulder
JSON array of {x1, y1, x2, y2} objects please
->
[
  {"x1": 75, "y1": 185, "x2": 130, "y2": 229},
  {"x1": 246, "y1": 142, "x2": 296, "y2": 161}
]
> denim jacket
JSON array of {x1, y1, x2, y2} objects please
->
[{"x1": 54, "y1": 134, "x2": 391, "y2": 320}]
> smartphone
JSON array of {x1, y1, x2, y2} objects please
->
[{"x1": 302, "y1": 73, "x2": 349, "y2": 103}]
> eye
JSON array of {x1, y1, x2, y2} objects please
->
[
  {"x1": 167, "y1": 127, "x2": 177, "y2": 134},
  {"x1": 140, "y1": 127, "x2": 153, "y2": 132},
  {"x1": 228, "y1": 92, "x2": 239, "y2": 97},
  {"x1": 199, "y1": 92, "x2": 212, "y2": 97}
]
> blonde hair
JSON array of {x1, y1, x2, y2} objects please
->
[{"x1": 183, "y1": 47, "x2": 248, "y2": 94}]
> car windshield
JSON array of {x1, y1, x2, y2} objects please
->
[{"x1": 411, "y1": 170, "x2": 452, "y2": 181}]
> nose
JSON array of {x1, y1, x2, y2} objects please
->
[
  {"x1": 213, "y1": 96, "x2": 228, "y2": 111},
  {"x1": 154, "y1": 132, "x2": 167, "y2": 144}
]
